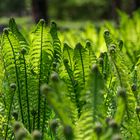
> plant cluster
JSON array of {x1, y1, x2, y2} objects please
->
[{"x1": 0, "y1": 11, "x2": 140, "y2": 140}]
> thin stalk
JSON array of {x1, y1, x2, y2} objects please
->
[
  {"x1": 42, "y1": 98, "x2": 47, "y2": 138},
  {"x1": 32, "y1": 114, "x2": 36, "y2": 130},
  {"x1": 7, "y1": 34, "x2": 24, "y2": 124},
  {"x1": 79, "y1": 48, "x2": 85, "y2": 84},
  {"x1": 37, "y1": 22, "x2": 43, "y2": 129},
  {"x1": 110, "y1": 55, "x2": 123, "y2": 87},
  {"x1": 4, "y1": 90, "x2": 15, "y2": 140},
  {"x1": 66, "y1": 46, "x2": 73, "y2": 70},
  {"x1": 23, "y1": 54, "x2": 31, "y2": 132},
  {"x1": 64, "y1": 63, "x2": 80, "y2": 117}
]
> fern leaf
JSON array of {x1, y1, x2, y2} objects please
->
[
  {"x1": 43, "y1": 77, "x2": 73, "y2": 126},
  {"x1": 63, "y1": 43, "x2": 74, "y2": 70},
  {"x1": 30, "y1": 19, "x2": 53, "y2": 134},
  {"x1": 75, "y1": 65, "x2": 105, "y2": 140},
  {"x1": 104, "y1": 30, "x2": 137, "y2": 137},
  {"x1": 74, "y1": 43, "x2": 89, "y2": 86},
  {"x1": 8, "y1": 18, "x2": 32, "y2": 132},
  {"x1": 1, "y1": 28, "x2": 26, "y2": 139},
  {"x1": 50, "y1": 22, "x2": 62, "y2": 64},
  {"x1": 9, "y1": 18, "x2": 29, "y2": 51},
  {"x1": 73, "y1": 43, "x2": 90, "y2": 116},
  {"x1": 85, "y1": 41, "x2": 97, "y2": 68},
  {"x1": 89, "y1": 64, "x2": 105, "y2": 121}
]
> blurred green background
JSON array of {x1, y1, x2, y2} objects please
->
[{"x1": 0, "y1": 0, "x2": 140, "y2": 24}]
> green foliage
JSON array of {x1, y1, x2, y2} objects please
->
[{"x1": 0, "y1": 11, "x2": 140, "y2": 139}]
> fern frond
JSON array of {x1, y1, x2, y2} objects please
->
[
  {"x1": 8, "y1": 18, "x2": 32, "y2": 132},
  {"x1": 43, "y1": 78, "x2": 74, "y2": 126},
  {"x1": 85, "y1": 41, "x2": 97, "y2": 68},
  {"x1": 73, "y1": 43, "x2": 90, "y2": 116},
  {"x1": 88, "y1": 64, "x2": 105, "y2": 121},
  {"x1": 75, "y1": 110, "x2": 93, "y2": 140},
  {"x1": 75, "y1": 64, "x2": 105, "y2": 140},
  {"x1": 1, "y1": 28, "x2": 26, "y2": 139},
  {"x1": 18, "y1": 51, "x2": 31, "y2": 132},
  {"x1": 74, "y1": 43, "x2": 89, "y2": 86},
  {"x1": 104, "y1": 30, "x2": 137, "y2": 137},
  {"x1": 29, "y1": 19, "x2": 53, "y2": 135},
  {"x1": 50, "y1": 22, "x2": 62, "y2": 64},
  {"x1": 61, "y1": 43, "x2": 76, "y2": 100},
  {"x1": 63, "y1": 43, "x2": 74, "y2": 70},
  {"x1": 9, "y1": 18, "x2": 29, "y2": 52},
  {"x1": 104, "y1": 30, "x2": 116, "y2": 50}
]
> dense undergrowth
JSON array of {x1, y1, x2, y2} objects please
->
[{"x1": 0, "y1": 10, "x2": 140, "y2": 140}]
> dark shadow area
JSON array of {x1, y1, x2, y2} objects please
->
[{"x1": 0, "y1": 0, "x2": 140, "y2": 23}]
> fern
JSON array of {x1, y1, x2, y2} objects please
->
[
  {"x1": 9, "y1": 18, "x2": 29, "y2": 52},
  {"x1": 85, "y1": 41, "x2": 97, "y2": 69},
  {"x1": 50, "y1": 22, "x2": 62, "y2": 65},
  {"x1": 62, "y1": 43, "x2": 75, "y2": 101},
  {"x1": 1, "y1": 13, "x2": 140, "y2": 139},
  {"x1": 1, "y1": 28, "x2": 25, "y2": 139},
  {"x1": 104, "y1": 30, "x2": 138, "y2": 138},
  {"x1": 29, "y1": 19, "x2": 53, "y2": 137},
  {"x1": 8, "y1": 18, "x2": 32, "y2": 132},
  {"x1": 73, "y1": 43, "x2": 90, "y2": 116},
  {"x1": 75, "y1": 64, "x2": 105, "y2": 140}
]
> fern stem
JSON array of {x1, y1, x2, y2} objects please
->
[
  {"x1": 2, "y1": 61, "x2": 9, "y2": 108},
  {"x1": 37, "y1": 22, "x2": 44, "y2": 129},
  {"x1": 64, "y1": 63, "x2": 80, "y2": 116},
  {"x1": 6, "y1": 34, "x2": 24, "y2": 124},
  {"x1": 93, "y1": 72, "x2": 97, "y2": 121},
  {"x1": 110, "y1": 55, "x2": 123, "y2": 87},
  {"x1": 79, "y1": 48, "x2": 85, "y2": 84},
  {"x1": 32, "y1": 113, "x2": 36, "y2": 130},
  {"x1": 64, "y1": 63, "x2": 76, "y2": 96},
  {"x1": 4, "y1": 90, "x2": 15, "y2": 140},
  {"x1": 42, "y1": 98, "x2": 47, "y2": 138},
  {"x1": 136, "y1": 114, "x2": 140, "y2": 122},
  {"x1": 23, "y1": 54, "x2": 31, "y2": 132},
  {"x1": 66, "y1": 46, "x2": 73, "y2": 69}
]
